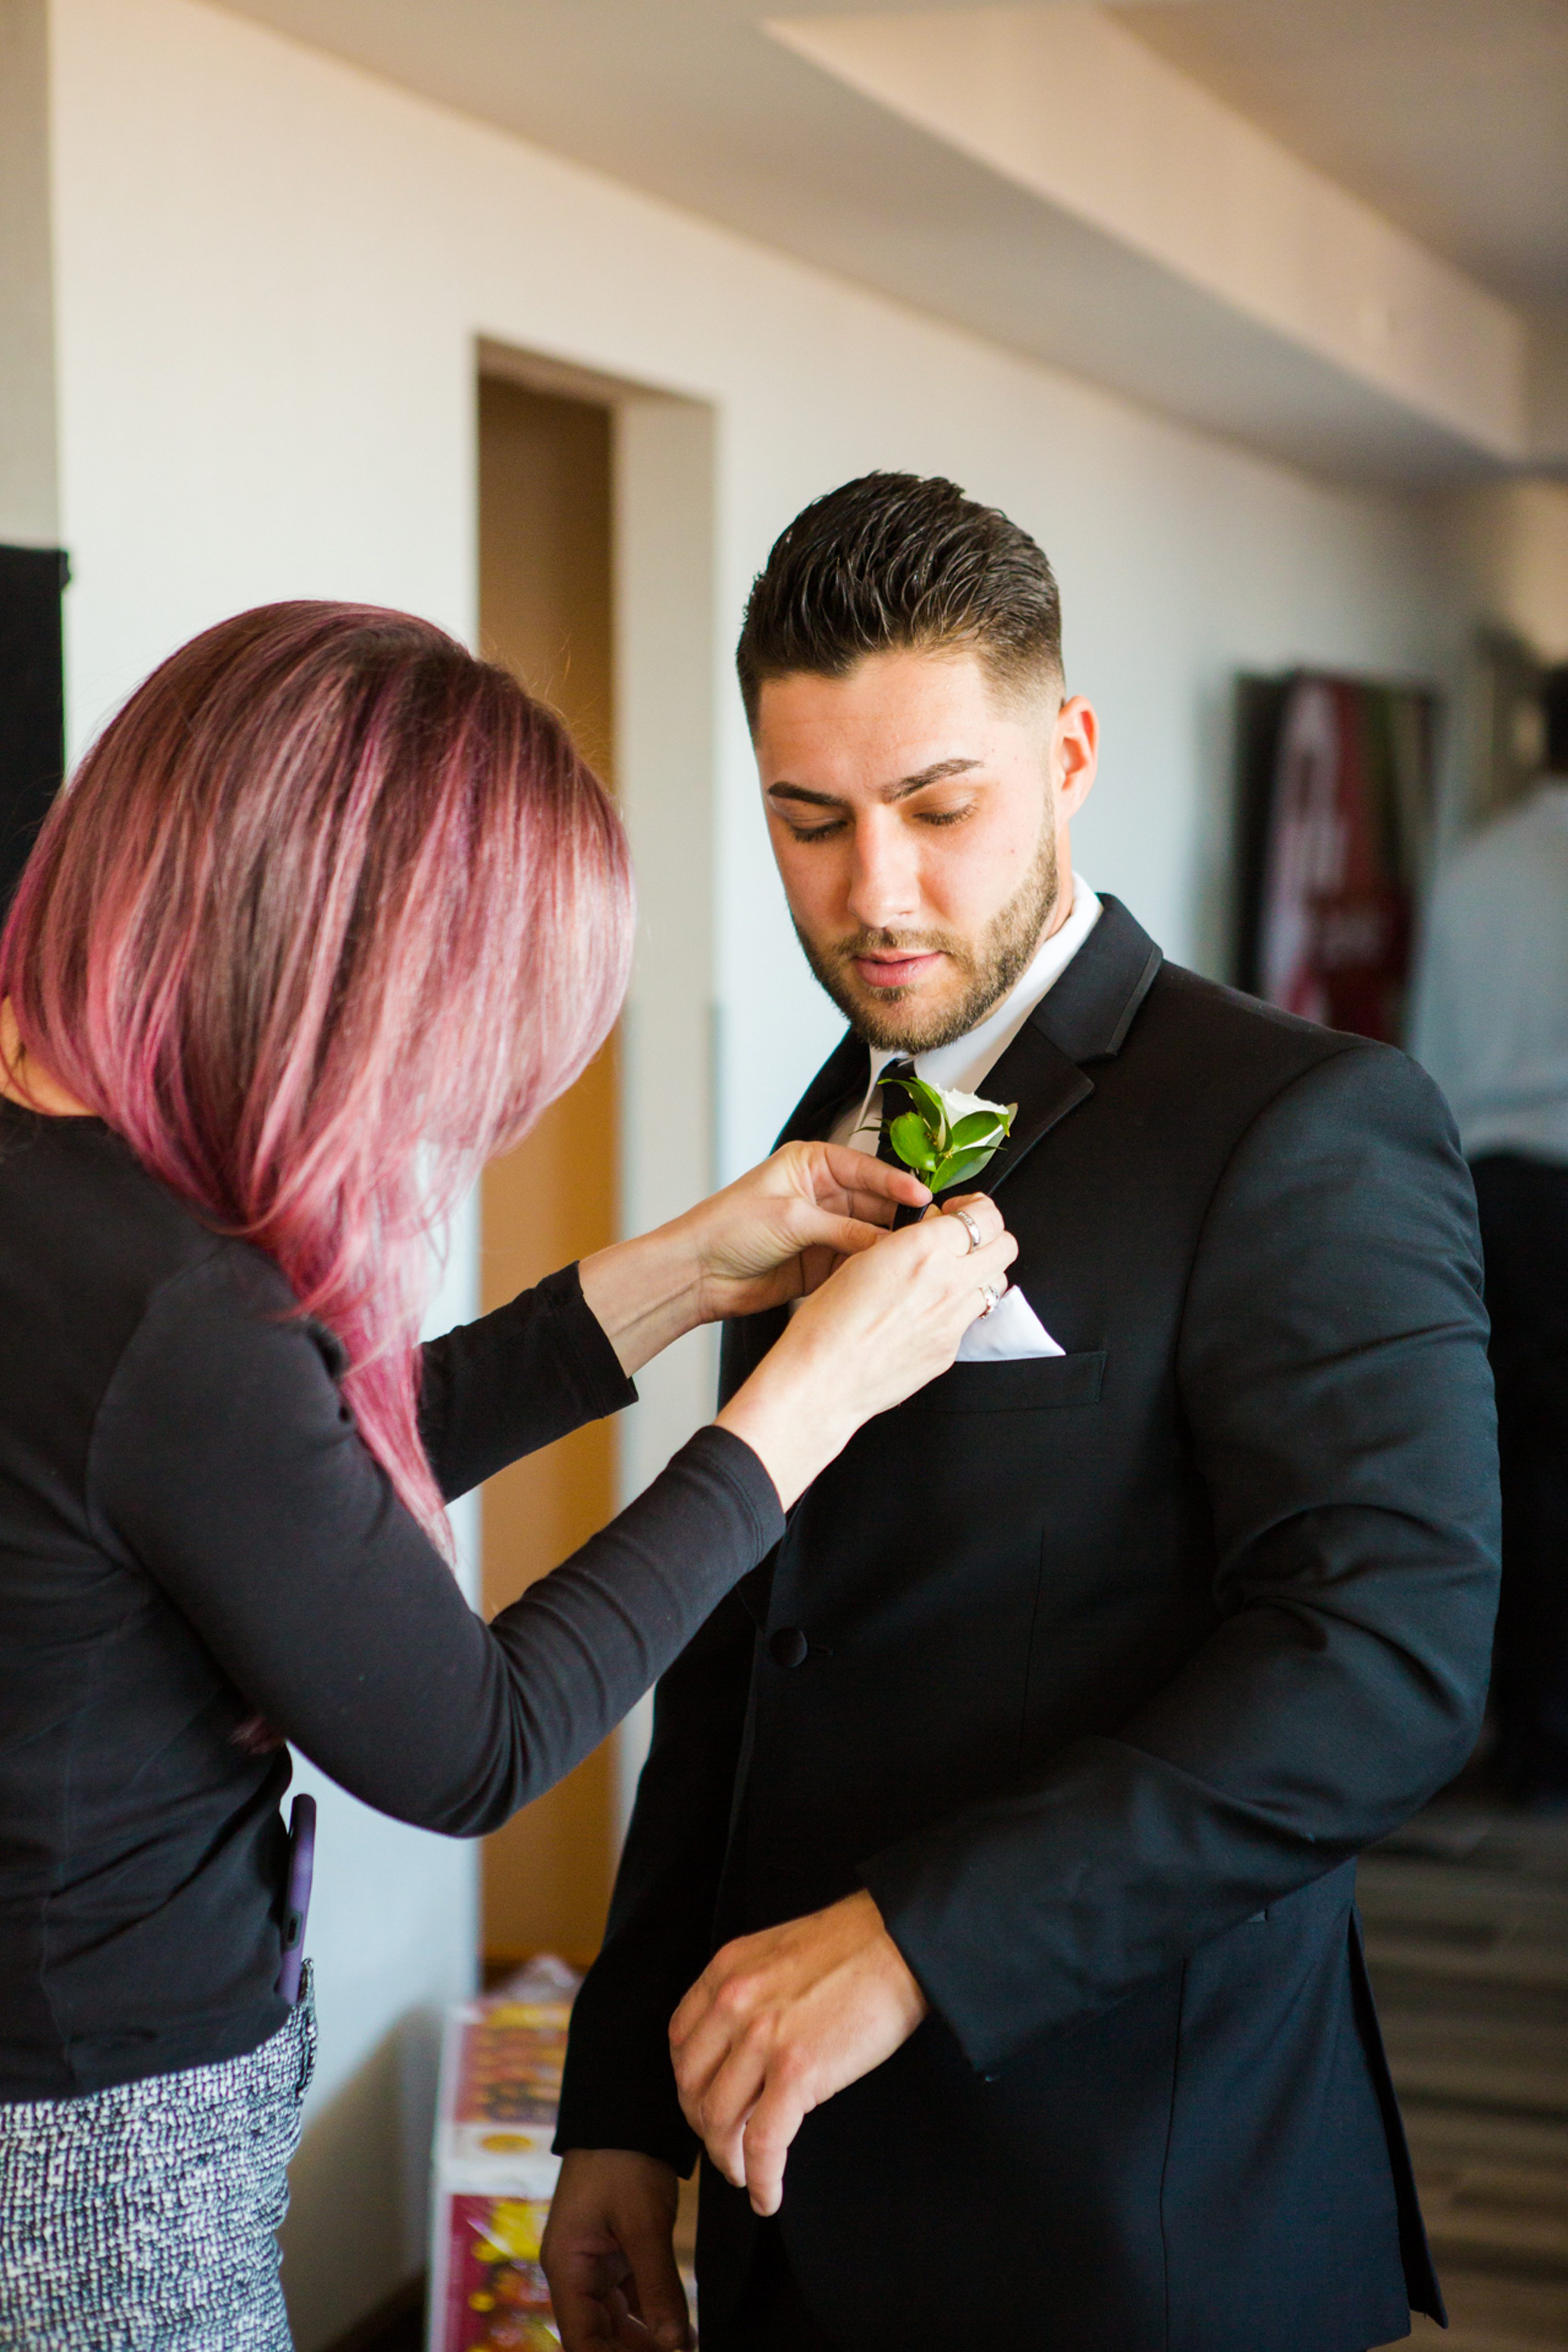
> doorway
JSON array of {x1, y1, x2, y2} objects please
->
[{"x1": 476, "y1": 373, "x2": 617, "y2": 1969}]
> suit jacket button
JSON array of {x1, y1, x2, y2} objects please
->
[{"x1": 768, "y1": 1626, "x2": 810, "y2": 1668}]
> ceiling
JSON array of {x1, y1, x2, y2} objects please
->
[
  {"x1": 213, "y1": 0, "x2": 1568, "y2": 482},
  {"x1": 1116, "y1": 0, "x2": 1568, "y2": 310}
]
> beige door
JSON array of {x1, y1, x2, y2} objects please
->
[{"x1": 476, "y1": 374, "x2": 617, "y2": 1970}]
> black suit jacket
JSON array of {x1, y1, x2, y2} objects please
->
[{"x1": 558, "y1": 900, "x2": 1500, "y2": 2351}]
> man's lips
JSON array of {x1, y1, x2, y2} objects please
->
[{"x1": 852, "y1": 951, "x2": 944, "y2": 990}]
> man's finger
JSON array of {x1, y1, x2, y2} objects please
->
[
  {"x1": 547, "y1": 2268, "x2": 617, "y2": 2351},
  {"x1": 741, "y1": 2065, "x2": 811, "y2": 2218},
  {"x1": 604, "y1": 2286, "x2": 668, "y2": 2350},
  {"x1": 669, "y1": 1964, "x2": 741, "y2": 2070},
  {"x1": 671, "y1": 2001, "x2": 754, "y2": 2137},
  {"x1": 691, "y1": 2037, "x2": 771, "y2": 2186},
  {"x1": 618, "y1": 2208, "x2": 691, "y2": 2350},
  {"x1": 668, "y1": 1969, "x2": 706, "y2": 2046},
  {"x1": 604, "y1": 2287, "x2": 658, "y2": 2351}
]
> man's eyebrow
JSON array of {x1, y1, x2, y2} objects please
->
[{"x1": 766, "y1": 757, "x2": 982, "y2": 810}]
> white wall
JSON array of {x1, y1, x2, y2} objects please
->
[{"x1": 42, "y1": 0, "x2": 1462, "y2": 2335}]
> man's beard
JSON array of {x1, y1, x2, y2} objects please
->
[{"x1": 794, "y1": 826, "x2": 1060, "y2": 1053}]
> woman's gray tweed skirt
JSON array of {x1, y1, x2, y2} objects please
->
[{"x1": 0, "y1": 1971, "x2": 316, "y2": 2351}]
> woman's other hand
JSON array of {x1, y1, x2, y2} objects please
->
[
  {"x1": 716, "y1": 1193, "x2": 1017, "y2": 1508},
  {"x1": 578, "y1": 1143, "x2": 929, "y2": 1377}
]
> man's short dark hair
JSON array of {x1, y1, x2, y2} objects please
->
[{"x1": 736, "y1": 471, "x2": 1062, "y2": 728}]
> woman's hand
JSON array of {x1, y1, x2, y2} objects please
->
[
  {"x1": 578, "y1": 1144, "x2": 929, "y2": 1377},
  {"x1": 680, "y1": 1140, "x2": 930, "y2": 1318},
  {"x1": 716, "y1": 1194, "x2": 1017, "y2": 1508}
]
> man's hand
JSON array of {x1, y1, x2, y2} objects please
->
[
  {"x1": 668, "y1": 1889, "x2": 928, "y2": 2218},
  {"x1": 540, "y1": 2150, "x2": 689, "y2": 2351}
]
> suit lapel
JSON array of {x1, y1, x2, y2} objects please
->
[
  {"x1": 981, "y1": 896, "x2": 1162, "y2": 1196},
  {"x1": 772, "y1": 1027, "x2": 868, "y2": 1151},
  {"x1": 978, "y1": 1024, "x2": 1093, "y2": 1194}
]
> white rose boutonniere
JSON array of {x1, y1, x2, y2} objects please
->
[{"x1": 877, "y1": 1068, "x2": 1018, "y2": 1194}]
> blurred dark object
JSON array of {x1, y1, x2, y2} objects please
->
[
  {"x1": 1471, "y1": 1154, "x2": 1568, "y2": 1805},
  {"x1": 0, "y1": 544, "x2": 68, "y2": 915},
  {"x1": 1416, "y1": 674, "x2": 1568, "y2": 1814},
  {"x1": 1546, "y1": 663, "x2": 1568, "y2": 778},
  {"x1": 323, "y1": 2278, "x2": 425, "y2": 2352},
  {"x1": 1231, "y1": 674, "x2": 1292, "y2": 1001},
  {"x1": 1232, "y1": 668, "x2": 1437, "y2": 1043}
]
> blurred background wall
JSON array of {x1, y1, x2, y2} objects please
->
[{"x1": 3, "y1": 0, "x2": 1566, "y2": 2340}]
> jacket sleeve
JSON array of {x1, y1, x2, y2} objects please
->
[
  {"x1": 861, "y1": 1041, "x2": 1501, "y2": 2073},
  {"x1": 418, "y1": 1261, "x2": 637, "y2": 1502},
  {"x1": 89, "y1": 1250, "x2": 780, "y2": 1834},
  {"x1": 555, "y1": 1582, "x2": 761, "y2": 2170}
]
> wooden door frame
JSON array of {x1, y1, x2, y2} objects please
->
[{"x1": 477, "y1": 340, "x2": 720, "y2": 1840}]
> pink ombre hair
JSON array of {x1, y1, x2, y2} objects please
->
[{"x1": 0, "y1": 601, "x2": 633, "y2": 1545}]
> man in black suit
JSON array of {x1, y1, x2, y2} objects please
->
[{"x1": 543, "y1": 475, "x2": 1500, "y2": 2351}]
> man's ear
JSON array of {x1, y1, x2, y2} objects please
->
[{"x1": 1055, "y1": 696, "x2": 1098, "y2": 820}]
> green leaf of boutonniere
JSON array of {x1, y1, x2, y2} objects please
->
[
  {"x1": 948, "y1": 1110, "x2": 1007, "y2": 1152},
  {"x1": 875, "y1": 1069, "x2": 1018, "y2": 1194},
  {"x1": 887, "y1": 1110, "x2": 940, "y2": 1178},
  {"x1": 882, "y1": 1069, "x2": 950, "y2": 1140},
  {"x1": 929, "y1": 1143, "x2": 1003, "y2": 1192}
]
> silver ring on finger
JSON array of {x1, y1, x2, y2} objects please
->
[
  {"x1": 950, "y1": 1206, "x2": 983, "y2": 1255},
  {"x1": 977, "y1": 1281, "x2": 1002, "y2": 1319}
]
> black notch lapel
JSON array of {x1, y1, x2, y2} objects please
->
[
  {"x1": 976, "y1": 896, "x2": 1162, "y2": 1196},
  {"x1": 978, "y1": 1026, "x2": 1093, "y2": 1194},
  {"x1": 772, "y1": 1028, "x2": 868, "y2": 1151}
]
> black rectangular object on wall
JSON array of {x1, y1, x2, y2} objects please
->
[
  {"x1": 1231, "y1": 673, "x2": 1291, "y2": 995},
  {"x1": 0, "y1": 544, "x2": 68, "y2": 915}
]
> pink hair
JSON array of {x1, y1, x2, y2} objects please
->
[{"x1": 0, "y1": 601, "x2": 633, "y2": 1547}]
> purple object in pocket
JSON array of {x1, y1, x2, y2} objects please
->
[{"x1": 275, "y1": 1793, "x2": 316, "y2": 2005}]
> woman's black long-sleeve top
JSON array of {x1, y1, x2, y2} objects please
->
[{"x1": 0, "y1": 1100, "x2": 783, "y2": 2099}]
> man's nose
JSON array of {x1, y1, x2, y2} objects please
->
[{"x1": 846, "y1": 815, "x2": 923, "y2": 932}]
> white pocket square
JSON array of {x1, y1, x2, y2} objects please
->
[{"x1": 955, "y1": 1286, "x2": 1065, "y2": 1364}]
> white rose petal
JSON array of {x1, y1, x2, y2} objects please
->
[{"x1": 934, "y1": 1085, "x2": 1009, "y2": 1126}]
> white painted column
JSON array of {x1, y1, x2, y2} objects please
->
[
  {"x1": 0, "y1": 0, "x2": 58, "y2": 548},
  {"x1": 609, "y1": 389, "x2": 721, "y2": 1840}
]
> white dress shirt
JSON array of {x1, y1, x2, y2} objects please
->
[
  {"x1": 1413, "y1": 786, "x2": 1568, "y2": 1165},
  {"x1": 832, "y1": 874, "x2": 1103, "y2": 1150}
]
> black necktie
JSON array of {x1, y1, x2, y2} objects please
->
[
  {"x1": 875, "y1": 1058, "x2": 926, "y2": 1224},
  {"x1": 874, "y1": 1058, "x2": 916, "y2": 1165}
]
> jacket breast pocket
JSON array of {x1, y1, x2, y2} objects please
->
[{"x1": 910, "y1": 1348, "x2": 1106, "y2": 1414}]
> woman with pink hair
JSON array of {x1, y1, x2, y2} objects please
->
[{"x1": 0, "y1": 603, "x2": 1014, "y2": 2350}]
